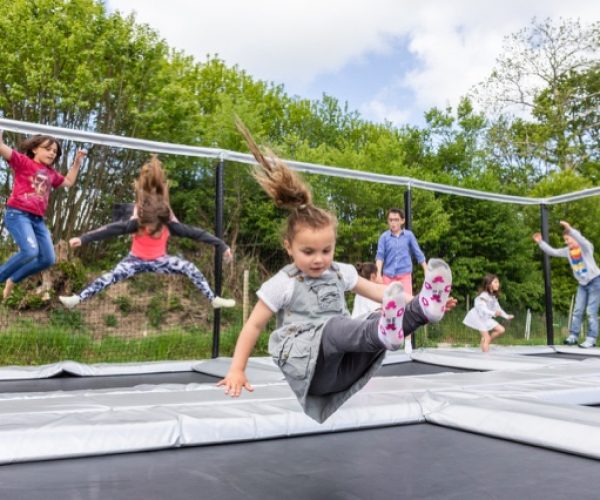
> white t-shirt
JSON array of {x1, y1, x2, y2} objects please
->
[
  {"x1": 257, "y1": 263, "x2": 359, "y2": 313},
  {"x1": 351, "y1": 294, "x2": 380, "y2": 318}
]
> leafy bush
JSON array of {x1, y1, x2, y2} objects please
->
[
  {"x1": 114, "y1": 295, "x2": 133, "y2": 315},
  {"x1": 56, "y1": 260, "x2": 88, "y2": 291},
  {"x1": 104, "y1": 314, "x2": 118, "y2": 327},
  {"x1": 146, "y1": 294, "x2": 167, "y2": 328},
  {"x1": 49, "y1": 309, "x2": 86, "y2": 330}
]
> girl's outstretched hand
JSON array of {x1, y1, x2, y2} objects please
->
[
  {"x1": 75, "y1": 149, "x2": 87, "y2": 162},
  {"x1": 444, "y1": 297, "x2": 458, "y2": 311},
  {"x1": 223, "y1": 248, "x2": 233, "y2": 264},
  {"x1": 69, "y1": 237, "x2": 82, "y2": 248},
  {"x1": 217, "y1": 369, "x2": 253, "y2": 397},
  {"x1": 532, "y1": 232, "x2": 542, "y2": 243},
  {"x1": 559, "y1": 220, "x2": 572, "y2": 231}
]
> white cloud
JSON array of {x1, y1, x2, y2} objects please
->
[
  {"x1": 108, "y1": 0, "x2": 410, "y2": 87},
  {"x1": 107, "y1": 0, "x2": 600, "y2": 125},
  {"x1": 360, "y1": 98, "x2": 411, "y2": 126}
]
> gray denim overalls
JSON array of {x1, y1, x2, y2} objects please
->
[{"x1": 269, "y1": 263, "x2": 386, "y2": 423}]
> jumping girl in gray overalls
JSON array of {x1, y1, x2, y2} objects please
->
[{"x1": 219, "y1": 120, "x2": 456, "y2": 423}]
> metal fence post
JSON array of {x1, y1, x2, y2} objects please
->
[
  {"x1": 540, "y1": 204, "x2": 554, "y2": 345},
  {"x1": 404, "y1": 186, "x2": 414, "y2": 350},
  {"x1": 212, "y1": 155, "x2": 225, "y2": 358}
]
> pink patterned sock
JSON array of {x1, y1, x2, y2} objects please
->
[
  {"x1": 419, "y1": 258, "x2": 452, "y2": 323},
  {"x1": 377, "y1": 282, "x2": 406, "y2": 351}
]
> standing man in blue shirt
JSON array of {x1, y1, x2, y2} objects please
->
[{"x1": 376, "y1": 208, "x2": 427, "y2": 353}]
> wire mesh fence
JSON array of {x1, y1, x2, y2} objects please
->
[{"x1": 0, "y1": 119, "x2": 597, "y2": 365}]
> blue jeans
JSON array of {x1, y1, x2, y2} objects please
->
[
  {"x1": 0, "y1": 207, "x2": 55, "y2": 284},
  {"x1": 570, "y1": 276, "x2": 600, "y2": 340}
]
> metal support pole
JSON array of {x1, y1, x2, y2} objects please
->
[
  {"x1": 403, "y1": 186, "x2": 414, "y2": 350},
  {"x1": 540, "y1": 204, "x2": 554, "y2": 345},
  {"x1": 403, "y1": 186, "x2": 412, "y2": 230},
  {"x1": 212, "y1": 156, "x2": 225, "y2": 358}
]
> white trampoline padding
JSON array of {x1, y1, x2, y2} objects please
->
[
  {"x1": 422, "y1": 391, "x2": 600, "y2": 459},
  {"x1": 410, "y1": 348, "x2": 579, "y2": 371},
  {"x1": 0, "y1": 381, "x2": 423, "y2": 464},
  {"x1": 0, "y1": 359, "x2": 201, "y2": 380},
  {"x1": 0, "y1": 351, "x2": 411, "y2": 382},
  {"x1": 194, "y1": 357, "x2": 284, "y2": 382},
  {"x1": 1, "y1": 347, "x2": 600, "y2": 463}
]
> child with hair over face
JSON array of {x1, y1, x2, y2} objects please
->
[
  {"x1": 463, "y1": 274, "x2": 513, "y2": 352},
  {"x1": 133, "y1": 154, "x2": 177, "y2": 220},
  {"x1": 0, "y1": 130, "x2": 86, "y2": 299},
  {"x1": 59, "y1": 156, "x2": 235, "y2": 309},
  {"x1": 218, "y1": 120, "x2": 456, "y2": 423}
]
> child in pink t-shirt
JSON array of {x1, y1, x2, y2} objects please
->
[
  {"x1": 0, "y1": 130, "x2": 86, "y2": 299},
  {"x1": 59, "y1": 157, "x2": 235, "y2": 309},
  {"x1": 59, "y1": 197, "x2": 235, "y2": 309}
]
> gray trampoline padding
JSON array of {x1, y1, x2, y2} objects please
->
[
  {"x1": 0, "y1": 350, "x2": 433, "y2": 383},
  {"x1": 0, "y1": 359, "x2": 200, "y2": 380},
  {"x1": 0, "y1": 424, "x2": 597, "y2": 500},
  {"x1": 0, "y1": 358, "x2": 469, "y2": 395},
  {"x1": 410, "y1": 348, "x2": 581, "y2": 371},
  {"x1": 555, "y1": 345, "x2": 600, "y2": 356},
  {"x1": 194, "y1": 352, "x2": 414, "y2": 381},
  {"x1": 194, "y1": 356, "x2": 283, "y2": 382},
  {"x1": 2, "y1": 359, "x2": 600, "y2": 463},
  {"x1": 2, "y1": 347, "x2": 600, "y2": 465}
]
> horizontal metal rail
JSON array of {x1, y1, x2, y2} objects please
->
[{"x1": 1, "y1": 118, "x2": 598, "y2": 206}]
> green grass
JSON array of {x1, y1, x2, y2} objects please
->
[
  {"x1": 0, "y1": 323, "x2": 270, "y2": 365},
  {"x1": 416, "y1": 307, "x2": 570, "y2": 348},
  {"x1": 0, "y1": 306, "x2": 567, "y2": 366}
]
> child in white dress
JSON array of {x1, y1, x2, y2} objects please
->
[{"x1": 463, "y1": 274, "x2": 513, "y2": 352}]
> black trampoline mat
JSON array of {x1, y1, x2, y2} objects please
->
[
  {"x1": 0, "y1": 423, "x2": 596, "y2": 500},
  {"x1": 378, "y1": 360, "x2": 476, "y2": 376},
  {"x1": 0, "y1": 371, "x2": 221, "y2": 393}
]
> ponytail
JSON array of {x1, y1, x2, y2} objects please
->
[
  {"x1": 235, "y1": 117, "x2": 336, "y2": 242},
  {"x1": 135, "y1": 154, "x2": 170, "y2": 207}
]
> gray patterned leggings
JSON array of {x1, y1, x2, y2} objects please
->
[{"x1": 78, "y1": 253, "x2": 215, "y2": 302}]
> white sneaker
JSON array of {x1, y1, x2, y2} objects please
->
[
  {"x1": 59, "y1": 295, "x2": 81, "y2": 309},
  {"x1": 211, "y1": 296, "x2": 236, "y2": 308},
  {"x1": 579, "y1": 337, "x2": 596, "y2": 349}
]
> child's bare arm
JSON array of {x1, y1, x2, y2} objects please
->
[
  {"x1": 0, "y1": 130, "x2": 13, "y2": 162},
  {"x1": 353, "y1": 276, "x2": 412, "y2": 302},
  {"x1": 218, "y1": 300, "x2": 273, "y2": 397},
  {"x1": 61, "y1": 149, "x2": 87, "y2": 188},
  {"x1": 353, "y1": 276, "x2": 387, "y2": 302}
]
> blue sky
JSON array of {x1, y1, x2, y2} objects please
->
[{"x1": 106, "y1": 0, "x2": 599, "y2": 127}]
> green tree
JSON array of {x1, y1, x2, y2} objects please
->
[{"x1": 474, "y1": 18, "x2": 599, "y2": 175}]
